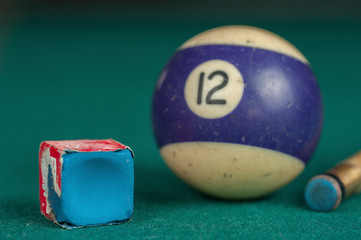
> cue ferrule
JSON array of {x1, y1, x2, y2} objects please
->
[{"x1": 326, "y1": 151, "x2": 361, "y2": 198}]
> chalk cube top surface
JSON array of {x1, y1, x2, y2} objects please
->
[{"x1": 42, "y1": 139, "x2": 130, "y2": 152}]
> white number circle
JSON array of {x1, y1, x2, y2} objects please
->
[{"x1": 184, "y1": 60, "x2": 245, "y2": 119}]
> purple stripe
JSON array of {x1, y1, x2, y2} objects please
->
[{"x1": 152, "y1": 45, "x2": 323, "y2": 164}]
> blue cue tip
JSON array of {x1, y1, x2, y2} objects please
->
[{"x1": 305, "y1": 175, "x2": 342, "y2": 212}]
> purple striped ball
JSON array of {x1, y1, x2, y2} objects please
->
[{"x1": 152, "y1": 26, "x2": 323, "y2": 199}]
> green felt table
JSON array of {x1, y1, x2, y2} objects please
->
[{"x1": 1, "y1": 2, "x2": 361, "y2": 239}]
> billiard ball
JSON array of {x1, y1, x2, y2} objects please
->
[{"x1": 152, "y1": 25, "x2": 323, "y2": 199}]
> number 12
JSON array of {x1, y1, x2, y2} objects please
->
[{"x1": 197, "y1": 70, "x2": 229, "y2": 105}]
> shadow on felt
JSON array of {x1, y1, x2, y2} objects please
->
[{"x1": 133, "y1": 161, "x2": 321, "y2": 220}]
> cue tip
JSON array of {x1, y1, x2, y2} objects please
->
[{"x1": 304, "y1": 175, "x2": 342, "y2": 212}]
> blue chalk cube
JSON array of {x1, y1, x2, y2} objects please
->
[{"x1": 39, "y1": 139, "x2": 134, "y2": 228}]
